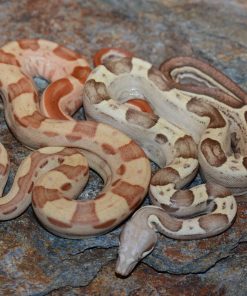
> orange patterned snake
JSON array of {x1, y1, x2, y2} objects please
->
[
  {"x1": 0, "y1": 39, "x2": 151, "y2": 237},
  {"x1": 0, "y1": 39, "x2": 243, "y2": 276}
]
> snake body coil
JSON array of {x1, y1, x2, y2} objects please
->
[{"x1": 0, "y1": 39, "x2": 151, "y2": 237}]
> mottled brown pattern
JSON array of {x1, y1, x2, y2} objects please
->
[
  {"x1": 156, "y1": 210, "x2": 183, "y2": 232},
  {"x1": 148, "y1": 66, "x2": 170, "y2": 91},
  {"x1": 70, "y1": 202, "x2": 99, "y2": 225},
  {"x1": 47, "y1": 217, "x2": 72, "y2": 228},
  {"x1": 119, "y1": 140, "x2": 145, "y2": 162},
  {"x1": 94, "y1": 219, "x2": 117, "y2": 229},
  {"x1": 8, "y1": 77, "x2": 35, "y2": 101},
  {"x1": 174, "y1": 135, "x2": 197, "y2": 159},
  {"x1": 187, "y1": 97, "x2": 226, "y2": 128},
  {"x1": 182, "y1": 84, "x2": 244, "y2": 108},
  {"x1": 0, "y1": 49, "x2": 20, "y2": 66},
  {"x1": 53, "y1": 46, "x2": 81, "y2": 61},
  {"x1": 4, "y1": 150, "x2": 64, "y2": 210},
  {"x1": 170, "y1": 189, "x2": 194, "y2": 207},
  {"x1": 18, "y1": 39, "x2": 40, "y2": 50},
  {"x1": 151, "y1": 167, "x2": 180, "y2": 186},
  {"x1": 125, "y1": 108, "x2": 159, "y2": 128},
  {"x1": 0, "y1": 1, "x2": 245, "y2": 292},
  {"x1": 112, "y1": 180, "x2": 145, "y2": 209},
  {"x1": 43, "y1": 78, "x2": 73, "y2": 119},
  {"x1": 51, "y1": 147, "x2": 81, "y2": 157},
  {"x1": 32, "y1": 186, "x2": 62, "y2": 208},
  {"x1": 14, "y1": 111, "x2": 46, "y2": 128},
  {"x1": 245, "y1": 111, "x2": 247, "y2": 123},
  {"x1": 101, "y1": 143, "x2": 116, "y2": 155},
  {"x1": 201, "y1": 138, "x2": 227, "y2": 167},
  {"x1": 83, "y1": 79, "x2": 109, "y2": 104},
  {"x1": 72, "y1": 121, "x2": 98, "y2": 138},
  {"x1": 206, "y1": 183, "x2": 231, "y2": 198},
  {"x1": 160, "y1": 56, "x2": 246, "y2": 107},
  {"x1": 104, "y1": 57, "x2": 132, "y2": 75},
  {"x1": 56, "y1": 164, "x2": 86, "y2": 179},
  {"x1": 155, "y1": 133, "x2": 168, "y2": 144},
  {"x1": 71, "y1": 66, "x2": 91, "y2": 84},
  {"x1": 243, "y1": 157, "x2": 247, "y2": 169},
  {"x1": 230, "y1": 132, "x2": 240, "y2": 154},
  {"x1": 116, "y1": 164, "x2": 126, "y2": 175},
  {"x1": 199, "y1": 213, "x2": 229, "y2": 232}
]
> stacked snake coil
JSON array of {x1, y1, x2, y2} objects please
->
[{"x1": 0, "y1": 39, "x2": 246, "y2": 276}]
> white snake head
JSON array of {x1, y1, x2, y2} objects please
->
[{"x1": 115, "y1": 209, "x2": 158, "y2": 276}]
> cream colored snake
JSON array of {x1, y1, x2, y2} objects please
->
[
  {"x1": 0, "y1": 39, "x2": 151, "y2": 237},
  {"x1": 0, "y1": 39, "x2": 244, "y2": 275},
  {"x1": 78, "y1": 56, "x2": 247, "y2": 275}
]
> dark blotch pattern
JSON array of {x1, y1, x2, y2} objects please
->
[
  {"x1": 201, "y1": 138, "x2": 227, "y2": 167},
  {"x1": 84, "y1": 79, "x2": 109, "y2": 104},
  {"x1": 126, "y1": 108, "x2": 159, "y2": 129},
  {"x1": 104, "y1": 57, "x2": 132, "y2": 75},
  {"x1": 148, "y1": 66, "x2": 170, "y2": 91}
]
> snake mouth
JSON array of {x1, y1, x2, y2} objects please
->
[{"x1": 115, "y1": 255, "x2": 138, "y2": 277}]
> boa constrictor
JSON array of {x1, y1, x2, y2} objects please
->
[
  {"x1": 77, "y1": 56, "x2": 247, "y2": 275},
  {"x1": 0, "y1": 39, "x2": 151, "y2": 237},
  {"x1": 0, "y1": 145, "x2": 88, "y2": 220}
]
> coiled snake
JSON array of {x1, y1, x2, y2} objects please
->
[
  {"x1": 0, "y1": 40, "x2": 244, "y2": 276},
  {"x1": 0, "y1": 39, "x2": 151, "y2": 237},
  {"x1": 79, "y1": 56, "x2": 246, "y2": 275}
]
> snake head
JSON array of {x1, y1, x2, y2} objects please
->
[{"x1": 115, "y1": 209, "x2": 158, "y2": 277}]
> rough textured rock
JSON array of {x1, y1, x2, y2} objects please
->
[
  {"x1": 0, "y1": 0, "x2": 247, "y2": 295},
  {"x1": 144, "y1": 200, "x2": 247, "y2": 274},
  {"x1": 50, "y1": 242, "x2": 247, "y2": 296}
]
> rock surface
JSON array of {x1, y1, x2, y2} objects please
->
[{"x1": 0, "y1": 0, "x2": 247, "y2": 295}]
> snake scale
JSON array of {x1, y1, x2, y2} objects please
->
[
  {"x1": 0, "y1": 39, "x2": 151, "y2": 237},
  {"x1": 80, "y1": 55, "x2": 246, "y2": 275},
  {"x1": 0, "y1": 39, "x2": 245, "y2": 276}
]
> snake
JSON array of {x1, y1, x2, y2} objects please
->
[
  {"x1": 82, "y1": 56, "x2": 247, "y2": 194},
  {"x1": 74, "y1": 55, "x2": 247, "y2": 275},
  {"x1": 0, "y1": 145, "x2": 88, "y2": 220},
  {"x1": 160, "y1": 56, "x2": 247, "y2": 104},
  {"x1": 0, "y1": 39, "x2": 151, "y2": 237},
  {"x1": 93, "y1": 47, "x2": 134, "y2": 67}
]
